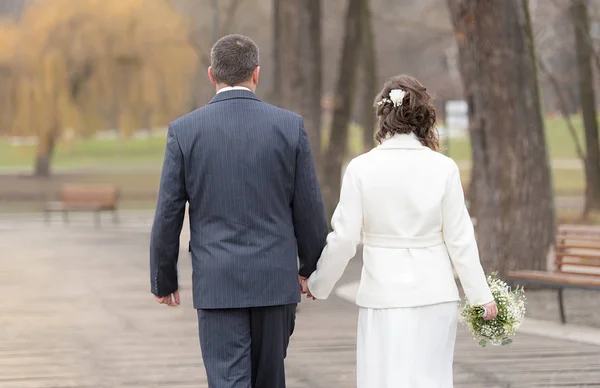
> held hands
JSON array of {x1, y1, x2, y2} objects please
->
[
  {"x1": 299, "y1": 276, "x2": 316, "y2": 301},
  {"x1": 482, "y1": 301, "x2": 498, "y2": 320},
  {"x1": 154, "y1": 290, "x2": 180, "y2": 306}
]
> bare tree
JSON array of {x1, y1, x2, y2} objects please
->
[
  {"x1": 358, "y1": 0, "x2": 377, "y2": 152},
  {"x1": 0, "y1": 0, "x2": 27, "y2": 19},
  {"x1": 172, "y1": 0, "x2": 247, "y2": 110},
  {"x1": 273, "y1": 0, "x2": 302, "y2": 112},
  {"x1": 571, "y1": 0, "x2": 600, "y2": 215},
  {"x1": 538, "y1": 57, "x2": 585, "y2": 162},
  {"x1": 272, "y1": 0, "x2": 282, "y2": 104},
  {"x1": 211, "y1": 0, "x2": 220, "y2": 44},
  {"x1": 447, "y1": 0, "x2": 555, "y2": 273},
  {"x1": 322, "y1": 0, "x2": 365, "y2": 219},
  {"x1": 298, "y1": 0, "x2": 323, "y2": 169},
  {"x1": 273, "y1": 0, "x2": 322, "y2": 168}
]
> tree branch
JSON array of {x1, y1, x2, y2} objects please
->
[
  {"x1": 538, "y1": 56, "x2": 586, "y2": 161},
  {"x1": 549, "y1": 0, "x2": 600, "y2": 70},
  {"x1": 222, "y1": 0, "x2": 246, "y2": 34}
]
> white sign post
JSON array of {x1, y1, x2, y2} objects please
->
[{"x1": 445, "y1": 100, "x2": 469, "y2": 138}]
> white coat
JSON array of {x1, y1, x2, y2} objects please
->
[{"x1": 307, "y1": 133, "x2": 493, "y2": 308}]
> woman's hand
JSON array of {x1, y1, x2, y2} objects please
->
[
  {"x1": 483, "y1": 301, "x2": 498, "y2": 320},
  {"x1": 299, "y1": 276, "x2": 316, "y2": 300}
]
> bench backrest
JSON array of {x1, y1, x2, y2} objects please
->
[
  {"x1": 61, "y1": 184, "x2": 119, "y2": 208},
  {"x1": 555, "y1": 225, "x2": 600, "y2": 275}
]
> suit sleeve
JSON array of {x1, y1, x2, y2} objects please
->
[
  {"x1": 442, "y1": 162, "x2": 493, "y2": 305},
  {"x1": 307, "y1": 160, "x2": 362, "y2": 299},
  {"x1": 150, "y1": 125, "x2": 188, "y2": 296},
  {"x1": 293, "y1": 122, "x2": 328, "y2": 278}
]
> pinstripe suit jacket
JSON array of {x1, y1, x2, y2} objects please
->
[{"x1": 150, "y1": 90, "x2": 328, "y2": 309}]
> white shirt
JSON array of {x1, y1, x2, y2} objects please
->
[
  {"x1": 307, "y1": 133, "x2": 494, "y2": 308},
  {"x1": 216, "y1": 86, "x2": 252, "y2": 94}
]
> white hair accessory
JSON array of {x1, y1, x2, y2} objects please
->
[{"x1": 389, "y1": 89, "x2": 406, "y2": 107}]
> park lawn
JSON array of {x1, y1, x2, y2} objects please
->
[
  {"x1": 0, "y1": 135, "x2": 168, "y2": 169},
  {"x1": 335, "y1": 115, "x2": 592, "y2": 160},
  {"x1": 0, "y1": 116, "x2": 592, "y2": 203},
  {"x1": 0, "y1": 115, "x2": 592, "y2": 170},
  {"x1": 458, "y1": 167, "x2": 584, "y2": 196},
  {"x1": 442, "y1": 114, "x2": 592, "y2": 161}
]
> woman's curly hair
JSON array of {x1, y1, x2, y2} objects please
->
[{"x1": 374, "y1": 75, "x2": 439, "y2": 151}]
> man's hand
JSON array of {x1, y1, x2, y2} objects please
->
[
  {"x1": 299, "y1": 276, "x2": 316, "y2": 300},
  {"x1": 154, "y1": 290, "x2": 180, "y2": 306},
  {"x1": 299, "y1": 275, "x2": 307, "y2": 287}
]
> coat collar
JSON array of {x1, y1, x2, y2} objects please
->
[
  {"x1": 209, "y1": 89, "x2": 261, "y2": 104},
  {"x1": 377, "y1": 133, "x2": 425, "y2": 150}
]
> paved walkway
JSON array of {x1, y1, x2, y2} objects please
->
[{"x1": 1, "y1": 213, "x2": 600, "y2": 387}]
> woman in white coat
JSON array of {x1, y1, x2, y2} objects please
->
[{"x1": 303, "y1": 75, "x2": 497, "y2": 387}]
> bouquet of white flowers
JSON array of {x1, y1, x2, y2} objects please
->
[{"x1": 459, "y1": 272, "x2": 526, "y2": 347}]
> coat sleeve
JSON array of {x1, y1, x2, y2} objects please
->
[
  {"x1": 292, "y1": 122, "x2": 329, "y2": 278},
  {"x1": 150, "y1": 125, "x2": 188, "y2": 297},
  {"x1": 442, "y1": 162, "x2": 493, "y2": 305},
  {"x1": 307, "y1": 160, "x2": 363, "y2": 299}
]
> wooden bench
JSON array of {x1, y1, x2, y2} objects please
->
[
  {"x1": 45, "y1": 184, "x2": 119, "y2": 227},
  {"x1": 507, "y1": 225, "x2": 600, "y2": 324}
]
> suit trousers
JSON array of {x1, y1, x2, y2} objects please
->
[{"x1": 197, "y1": 304, "x2": 297, "y2": 388}]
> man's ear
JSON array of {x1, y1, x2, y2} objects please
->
[
  {"x1": 252, "y1": 66, "x2": 260, "y2": 85},
  {"x1": 208, "y1": 66, "x2": 217, "y2": 86}
]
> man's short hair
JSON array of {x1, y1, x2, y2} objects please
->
[{"x1": 210, "y1": 34, "x2": 259, "y2": 86}]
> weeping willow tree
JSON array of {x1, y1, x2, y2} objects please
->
[
  {"x1": 0, "y1": 21, "x2": 18, "y2": 138},
  {"x1": 2, "y1": 0, "x2": 197, "y2": 176}
]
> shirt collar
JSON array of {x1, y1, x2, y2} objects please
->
[
  {"x1": 209, "y1": 89, "x2": 260, "y2": 104},
  {"x1": 216, "y1": 86, "x2": 252, "y2": 94},
  {"x1": 377, "y1": 133, "x2": 426, "y2": 150}
]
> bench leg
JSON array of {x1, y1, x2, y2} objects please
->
[
  {"x1": 44, "y1": 210, "x2": 50, "y2": 225},
  {"x1": 112, "y1": 210, "x2": 119, "y2": 224},
  {"x1": 95, "y1": 211, "x2": 101, "y2": 228},
  {"x1": 558, "y1": 288, "x2": 567, "y2": 324},
  {"x1": 62, "y1": 210, "x2": 69, "y2": 224}
]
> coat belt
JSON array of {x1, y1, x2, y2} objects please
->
[{"x1": 362, "y1": 233, "x2": 444, "y2": 249}]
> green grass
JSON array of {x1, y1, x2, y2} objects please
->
[
  {"x1": 442, "y1": 115, "x2": 591, "y2": 161},
  {"x1": 0, "y1": 135, "x2": 168, "y2": 169},
  {"x1": 0, "y1": 115, "x2": 595, "y2": 202},
  {"x1": 0, "y1": 115, "x2": 594, "y2": 219},
  {"x1": 458, "y1": 167, "x2": 585, "y2": 196},
  {"x1": 0, "y1": 116, "x2": 593, "y2": 169}
]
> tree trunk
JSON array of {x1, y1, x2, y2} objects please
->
[
  {"x1": 273, "y1": 0, "x2": 323, "y2": 170},
  {"x1": 35, "y1": 130, "x2": 57, "y2": 177},
  {"x1": 272, "y1": 0, "x2": 282, "y2": 104},
  {"x1": 274, "y1": 0, "x2": 302, "y2": 112},
  {"x1": 358, "y1": 0, "x2": 377, "y2": 153},
  {"x1": 447, "y1": 0, "x2": 555, "y2": 274},
  {"x1": 448, "y1": 11, "x2": 481, "y2": 216},
  {"x1": 298, "y1": 0, "x2": 322, "y2": 170},
  {"x1": 211, "y1": 0, "x2": 220, "y2": 44},
  {"x1": 322, "y1": 0, "x2": 364, "y2": 219},
  {"x1": 571, "y1": 0, "x2": 600, "y2": 216}
]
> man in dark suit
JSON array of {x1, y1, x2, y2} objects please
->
[{"x1": 150, "y1": 34, "x2": 328, "y2": 388}]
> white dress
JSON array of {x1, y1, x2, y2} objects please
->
[
  {"x1": 307, "y1": 133, "x2": 493, "y2": 388},
  {"x1": 357, "y1": 303, "x2": 458, "y2": 388}
]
